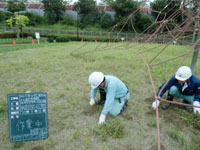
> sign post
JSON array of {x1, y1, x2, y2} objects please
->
[
  {"x1": 35, "y1": 32, "x2": 40, "y2": 44},
  {"x1": 8, "y1": 92, "x2": 48, "y2": 142}
]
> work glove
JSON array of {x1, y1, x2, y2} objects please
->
[
  {"x1": 89, "y1": 98, "x2": 95, "y2": 106},
  {"x1": 193, "y1": 101, "x2": 200, "y2": 114},
  {"x1": 99, "y1": 114, "x2": 106, "y2": 125},
  {"x1": 152, "y1": 97, "x2": 160, "y2": 110}
]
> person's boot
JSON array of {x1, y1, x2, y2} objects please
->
[
  {"x1": 182, "y1": 99, "x2": 193, "y2": 112},
  {"x1": 96, "y1": 88, "x2": 106, "y2": 105},
  {"x1": 161, "y1": 94, "x2": 174, "y2": 110},
  {"x1": 120, "y1": 100, "x2": 128, "y2": 114}
]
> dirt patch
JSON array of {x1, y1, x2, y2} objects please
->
[
  {"x1": 121, "y1": 114, "x2": 133, "y2": 120},
  {"x1": 149, "y1": 144, "x2": 165, "y2": 150},
  {"x1": 193, "y1": 116, "x2": 200, "y2": 130},
  {"x1": 83, "y1": 106, "x2": 101, "y2": 116},
  {"x1": 31, "y1": 146, "x2": 44, "y2": 150}
]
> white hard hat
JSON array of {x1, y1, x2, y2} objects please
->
[
  {"x1": 88, "y1": 72, "x2": 104, "y2": 88},
  {"x1": 175, "y1": 66, "x2": 192, "y2": 81}
]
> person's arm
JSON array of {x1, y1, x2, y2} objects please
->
[
  {"x1": 101, "y1": 83, "x2": 116, "y2": 115},
  {"x1": 158, "y1": 76, "x2": 176, "y2": 97},
  {"x1": 89, "y1": 88, "x2": 98, "y2": 106},
  {"x1": 152, "y1": 76, "x2": 175, "y2": 110},
  {"x1": 91, "y1": 88, "x2": 98, "y2": 98}
]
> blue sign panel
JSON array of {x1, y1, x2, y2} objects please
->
[{"x1": 8, "y1": 92, "x2": 48, "y2": 142}]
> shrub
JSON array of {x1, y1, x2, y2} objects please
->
[
  {"x1": 99, "y1": 12, "x2": 113, "y2": 29},
  {"x1": 0, "y1": 11, "x2": 11, "y2": 22},
  {"x1": 60, "y1": 15, "x2": 76, "y2": 26},
  {"x1": 94, "y1": 119, "x2": 125, "y2": 141},
  {"x1": 0, "y1": 32, "x2": 17, "y2": 38},
  {"x1": 56, "y1": 36, "x2": 69, "y2": 42},
  {"x1": 22, "y1": 12, "x2": 45, "y2": 26}
]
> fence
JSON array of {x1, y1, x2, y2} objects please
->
[{"x1": 0, "y1": 26, "x2": 193, "y2": 45}]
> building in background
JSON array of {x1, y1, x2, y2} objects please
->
[{"x1": 0, "y1": 1, "x2": 151, "y2": 19}]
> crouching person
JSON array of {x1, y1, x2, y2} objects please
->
[
  {"x1": 152, "y1": 66, "x2": 200, "y2": 114},
  {"x1": 88, "y1": 72, "x2": 130, "y2": 124}
]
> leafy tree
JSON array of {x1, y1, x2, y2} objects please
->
[
  {"x1": 133, "y1": 12, "x2": 154, "y2": 32},
  {"x1": 23, "y1": 12, "x2": 45, "y2": 26},
  {"x1": 0, "y1": 11, "x2": 11, "y2": 23},
  {"x1": 60, "y1": 15, "x2": 76, "y2": 26},
  {"x1": 103, "y1": 0, "x2": 141, "y2": 30},
  {"x1": 6, "y1": 0, "x2": 26, "y2": 14},
  {"x1": 42, "y1": 0, "x2": 65, "y2": 23},
  {"x1": 150, "y1": 0, "x2": 182, "y2": 22},
  {"x1": 73, "y1": 0, "x2": 99, "y2": 28},
  {"x1": 7, "y1": 13, "x2": 29, "y2": 38},
  {"x1": 99, "y1": 11, "x2": 113, "y2": 29}
]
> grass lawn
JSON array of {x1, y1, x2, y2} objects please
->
[{"x1": 0, "y1": 42, "x2": 199, "y2": 150}]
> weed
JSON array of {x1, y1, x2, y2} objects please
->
[
  {"x1": 0, "y1": 101, "x2": 7, "y2": 113},
  {"x1": 13, "y1": 142, "x2": 24, "y2": 148},
  {"x1": 94, "y1": 119, "x2": 125, "y2": 141},
  {"x1": 59, "y1": 93, "x2": 66, "y2": 99},
  {"x1": 147, "y1": 116, "x2": 156, "y2": 128},
  {"x1": 175, "y1": 108, "x2": 200, "y2": 129},
  {"x1": 167, "y1": 128, "x2": 190, "y2": 149}
]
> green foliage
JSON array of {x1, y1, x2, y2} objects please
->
[
  {"x1": 7, "y1": 1, "x2": 26, "y2": 14},
  {"x1": 104, "y1": 0, "x2": 141, "y2": 31},
  {"x1": 44, "y1": 11, "x2": 57, "y2": 25},
  {"x1": 42, "y1": 0, "x2": 65, "y2": 22},
  {"x1": 99, "y1": 11, "x2": 113, "y2": 29},
  {"x1": 60, "y1": 15, "x2": 76, "y2": 26},
  {"x1": 0, "y1": 101, "x2": 7, "y2": 113},
  {"x1": 0, "y1": 11, "x2": 11, "y2": 22},
  {"x1": 74, "y1": 0, "x2": 99, "y2": 28},
  {"x1": 7, "y1": 13, "x2": 29, "y2": 38},
  {"x1": 147, "y1": 116, "x2": 156, "y2": 127},
  {"x1": 94, "y1": 119, "x2": 125, "y2": 141},
  {"x1": 22, "y1": 12, "x2": 45, "y2": 26},
  {"x1": 13, "y1": 142, "x2": 24, "y2": 148},
  {"x1": 47, "y1": 34, "x2": 120, "y2": 43},
  {"x1": 56, "y1": 36, "x2": 69, "y2": 42},
  {"x1": 150, "y1": 0, "x2": 182, "y2": 22},
  {"x1": 0, "y1": 32, "x2": 17, "y2": 38},
  {"x1": 15, "y1": 14, "x2": 29, "y2": 28},
  {"x1": 133, "y1": 12, "x2": 154, "y2": 32}
]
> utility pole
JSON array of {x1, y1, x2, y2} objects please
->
[
  {"x1": 191, "y1": 1, "x2": 200, "y2": 73},
  {"x1": 76, "y1": 7, "x2": 80, "y2": 41}
]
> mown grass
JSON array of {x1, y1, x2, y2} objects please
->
[
  {"x1": 0, "y1": 42, "x2": 199, "y2": 150},
  {"x1": 0, "y1": 43, "x2": 67, "y2": 53}
]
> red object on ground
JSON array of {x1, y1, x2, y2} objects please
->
[
  {"x1": 32, "y1": 39, "x2": 35, "y2": 45},
  {"x1": 13, "y1": 40, "x2": 16, "y2": 46},
  {"x1": 81, "y1": 38, "x2": 84, "y2": 42},
  {"x1": 95, "y1": 39, "x2": 98, "y2": 42}
]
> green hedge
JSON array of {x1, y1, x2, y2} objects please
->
[
  {"x1": 47, "y1": 34, "x2": 120, "y2": 43},
  {"x1": 0, "y1": 32, "x2": 35, "y2": 39}
]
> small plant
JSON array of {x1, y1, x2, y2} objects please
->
[
  {"x1": 147, "y1": 116, "x2": 156, "y2": 127},
  {"x1": 0, "y1": 101, "x2": 7, "y2": 113},
  {"x1": 175, "y1": 108, "x2": 200, "y2": 129},
  {"x1": 94, "y1": 119, "x2": 125, "y2": 141},
  {"x1": 13, "y1": 142, "x2": 24, "y2": 148},
  {"x1": 167, "y1": 128, "x2": 190, "y2": 149}
]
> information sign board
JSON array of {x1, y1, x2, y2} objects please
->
[{"x1": 8, "y1": 92, "x2": 48, "y2": 142}]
